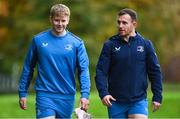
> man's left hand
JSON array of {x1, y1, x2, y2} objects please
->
[
  {"x1": 152, "y1": 101, "x2": 161, "y2": 112},
  {"x1": 80, "y1": 98, "x2": 89, "y2": 111}
]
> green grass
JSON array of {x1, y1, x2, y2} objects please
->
[{"x1": 0, "y1": 83, "x2": 180, "y2": 118}]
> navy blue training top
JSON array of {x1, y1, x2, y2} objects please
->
[{"x1": 95, "y1": 33, "x2": 163, "y2": 103}]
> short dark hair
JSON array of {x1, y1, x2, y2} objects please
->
[{"x1": 118, "y1": 8, "x2": 137, "y2": 21}]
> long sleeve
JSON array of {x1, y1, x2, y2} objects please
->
[
  {"x1": 77, "y1": 41, "x2": 90, "y2": 99},
  {"x1": 95, "y1": 41, "x2": 111, "y2": 99},
  {"x1": 18, "y1": 38, "x2": 37, "y2": 98},
  {"x1": 146, "y1": 40, "x2": 163, "y2": 103}
]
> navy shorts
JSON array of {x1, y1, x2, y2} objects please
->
[
  {"x1": 108, "y1": 99, "x2": 148, "y2": 118},
  {"x1": 36, "y1": 96, "x2": 75, "y2": 118}
]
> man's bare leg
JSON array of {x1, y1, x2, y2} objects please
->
[{"x1": 128, "y1": 114, "x2": 148, "y2": 119}]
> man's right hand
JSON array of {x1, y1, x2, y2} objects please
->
[
  {"x1": 102, "y1": 95, "x2": 116, "y2": 107},
  {"x1": 19, "y1": 97, "x2": 27, "y2": 110}
]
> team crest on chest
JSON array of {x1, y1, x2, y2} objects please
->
[
  {"x1": 65, "y1": 44, "x2": 73, "y2": 50},
  {"x1": 137, "y1": 46, "x2": 144, "y2": 52}
]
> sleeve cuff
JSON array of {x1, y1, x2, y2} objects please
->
[
  {"x1": 81, "y1": 92, "x2": 89, "y2": 99},
  {"x1": 19, "y1": 92, "x2": 27, "y2": 98},
  {"x1": 100, "y1": 91, "x2": 109, "y2": 100},
  {"x1": 152, "y1": 96, "x2": 162, "y2": 104}
]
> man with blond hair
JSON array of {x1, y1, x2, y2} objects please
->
[{"x1": 18, "y1": 4, "x2": 90, "y2": 119}]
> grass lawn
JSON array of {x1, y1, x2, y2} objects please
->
[{"x1": 0, "y1": 83, "x2": 180, "y2": 118}]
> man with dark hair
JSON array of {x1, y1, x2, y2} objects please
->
[{"x1": 95, "y1": 8, "x2": 163, "y2": 119}]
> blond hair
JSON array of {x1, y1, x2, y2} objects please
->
[{"x1": 50, "y1": 4, "x2": 70, "y2": 17}]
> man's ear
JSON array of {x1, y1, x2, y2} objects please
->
[
  {"x1": 49, "y1": 16, "x2": 52, "y2": 23},
  {"x1": 67, "y1": 17, "x2": 70, "y2": 24},
  {"x1": 133, "y1": 21, "x2": 137, "y2": 28}
]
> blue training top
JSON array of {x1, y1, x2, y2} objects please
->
[{"x1": 18, "y1": 29, "x2": 90, "y2": 99}]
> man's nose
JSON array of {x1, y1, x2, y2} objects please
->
[
  {"x1": 118, "y1": 23, "x2": 123, "y2": 28},
  {"x1": 57, "y1": 21, "x2": 62, "y2": 25}
]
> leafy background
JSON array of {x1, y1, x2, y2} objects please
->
[{"x1": 0, "y1": 0, "x2": 180, "y2": 118}]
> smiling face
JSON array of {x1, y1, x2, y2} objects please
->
[
  {"x1": 117, "y1": 14, "x2": 137, "y2": 38},
  {"x1": 49, "y1": 4, "x2": 70, "y2": 36},
  {"x1": 50, "y1": 15, "x2": 69, "y2": 36}
]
